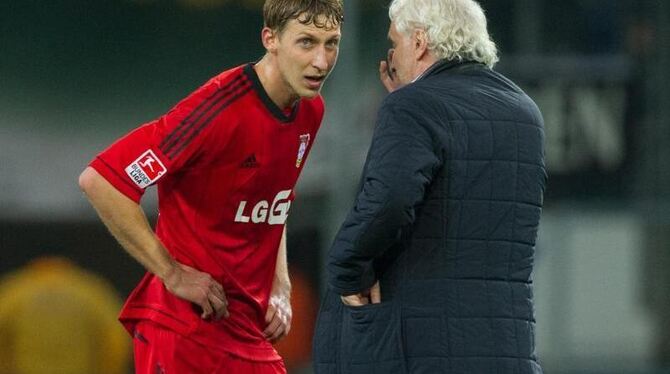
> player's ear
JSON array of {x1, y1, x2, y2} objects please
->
[{"x1": 261, "y1": 27, "x2": 278, "y2": 53}]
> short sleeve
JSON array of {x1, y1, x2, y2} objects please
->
[
  {"x1": 90, "y1": 74, "x2": 244, "y2": 203},
  {"x1": 90, "y1": 122, "x2": 172, "y2": 203}
]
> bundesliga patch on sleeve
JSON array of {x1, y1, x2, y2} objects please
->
[{"x1": 124, "y1": 150, "x2": 167, "y2": 189}]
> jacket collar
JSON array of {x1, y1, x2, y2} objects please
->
[{"x1": 415, "y1": 59, "x2": 483, "y2": 82}]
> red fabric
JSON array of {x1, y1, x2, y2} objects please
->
[
  {"x1": 90, "y1": 63, "x2": 324, "y2": 361},
  {"x1": 133, "y1": 321, "x2": 286, "y2": 374}
]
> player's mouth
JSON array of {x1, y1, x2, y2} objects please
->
[{"x1": 304, "y1": 75, "x2": 325, "y2": 89}]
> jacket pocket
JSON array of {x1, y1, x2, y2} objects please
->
[{"x1": 341, "y1": 302, "x2": 406, "y2": 374}]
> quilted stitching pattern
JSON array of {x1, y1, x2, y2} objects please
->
[
  {"x1": 314, "y1": 63, "x2": 546, "y2": 374},
  {"x1": 394, "y1": 67, "x2": 545, "y2": 372}
]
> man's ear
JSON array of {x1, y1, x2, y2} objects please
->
[
  {"x1": 413, "y1": 29, "x2": 429, "y2": 60},
  {"x1": 261, "y1": 27, "x2": 278, "y2": 53}
]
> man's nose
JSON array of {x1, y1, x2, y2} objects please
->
[{"x1": 312, "y1": 46, "x2": 329, "y2": 71}]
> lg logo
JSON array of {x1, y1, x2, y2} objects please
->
[{"x1": 234, "y1": 190, "x2": 292, "y2": 225}]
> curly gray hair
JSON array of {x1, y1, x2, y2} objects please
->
[{"x1": 389, "y1": 0, "x2": 499, "y2": 68}]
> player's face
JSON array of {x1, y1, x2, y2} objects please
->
[
  {"x1": 387, "y1": 21, "x2": 417, "y2": 85},
  {"x1": 274, "y1": 16, "x2": 341, "y2": 101}
]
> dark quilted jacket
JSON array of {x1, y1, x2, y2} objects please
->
[{"x1": 313, "y1": 60, "x2": 546, "y2": 374}]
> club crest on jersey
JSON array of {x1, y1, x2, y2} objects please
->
[
  {"x1": 295, "y1": 134, "x2": 310, "y2": 168},
  {"x1": 124, "y1": 150, "x2": 166, "y2": 189}
]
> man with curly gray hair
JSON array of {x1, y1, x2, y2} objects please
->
[
  {"x1": 314, "y1": 0, "x2": 546, "y2": 373},
  {"x1": 381, "y1": 0, "x2": 498, "y2": 89}
]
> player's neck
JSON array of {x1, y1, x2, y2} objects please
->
[{"x1": 253, "y1": 57, "x2": 298, "y2": 110}]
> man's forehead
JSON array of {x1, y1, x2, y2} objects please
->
[
  {"x1": 388, "y1": 22, "x2": 398, "y2": 37},
  {"x1": 388, "y1": 22, "x2": 407, "y2": 42},
  {"x1": 284, "y1": 17, "x2": 341, "y2": 36}
]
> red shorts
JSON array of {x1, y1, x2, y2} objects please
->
[{"x1": 132, "y1": 321, "x2": 286, "y2": 374}]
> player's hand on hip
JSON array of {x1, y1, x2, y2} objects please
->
[
  {"x1": 263, "y1": 292, "x2": 292, "y2": 343},
  {"x1": 340, "y1": 281, "x2": 381, "y2": 306},
  {"x1": 163, "y1": 263, "x2": 229, "y2": 320}
]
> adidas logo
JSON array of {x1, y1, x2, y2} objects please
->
[{"x1": 241, "y1": 154, "x2": 259, "y2": 168}]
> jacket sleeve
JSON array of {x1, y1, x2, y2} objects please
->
[{"x1": 327, "y1": 95, "x2": 443, "y2": 295}]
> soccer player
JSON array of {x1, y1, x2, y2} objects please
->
[{"x1": 78, "y1": 1, "x2": 343, "y2": 373}]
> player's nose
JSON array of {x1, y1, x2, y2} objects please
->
[{"x1": 311, "y1": 46, "x2": 329, "y2": 72}]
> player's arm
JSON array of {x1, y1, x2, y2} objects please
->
[
  {"x1": 263, "y1": 226, "x2": 292, "y2": 342},
  {"x1": 78, "y1": 166, "x2": 229, "y2": 320}
]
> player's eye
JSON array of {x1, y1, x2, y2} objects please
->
[
  {"x1": 326, "y1": 39, "x2": 340, "y2": 48},
  {"x1": 299, "y1": 38, "x2": 314, "y2": 48}
]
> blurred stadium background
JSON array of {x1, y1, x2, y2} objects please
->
[{"x1": 1, "y1": 0, "x2": 669, "y2": 373}]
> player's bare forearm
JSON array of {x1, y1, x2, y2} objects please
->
[
  {"x1": 78, "y1": 167, "x2": 228, "y2": 319},
  {"x1": 264, "y1": 227, "x2": 292, "y2": 341},
  {"x1": 272, "y1": 227, "x2": 291, "y2": 296},
  {"x1": 79, "y1": 167, "x2": 177, "y2": 279}
]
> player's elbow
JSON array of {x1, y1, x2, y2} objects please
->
[{"x1": 78, "y1": 167, "x2": 98, "y2": 195}]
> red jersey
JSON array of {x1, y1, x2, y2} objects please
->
[{"x1": 89, "y1": 64, "x2": 324, "y2": 361}]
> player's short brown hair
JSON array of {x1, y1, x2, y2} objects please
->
[{"x1": 263, "y1": 0, "x2": 344, "y2": 33}]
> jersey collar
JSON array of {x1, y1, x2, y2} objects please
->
[{"x1": 244, "y1": 63, "x2": 299, "y2": 123}]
